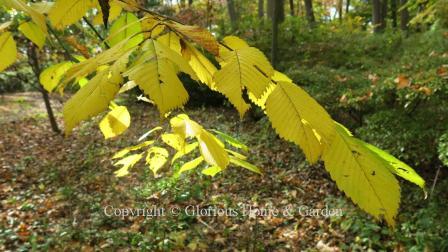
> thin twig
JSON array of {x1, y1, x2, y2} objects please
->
[
  {"x1": 47, "y1": 25, "x2": 80, "y2": 63},
  {"x1": 82, "y1": 17, "x2": 110, "y2": 49},
  {"x1": 429, "y1": 165, "x2": 441, "y2": 199}
]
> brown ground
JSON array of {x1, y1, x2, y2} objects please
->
[{"x1": 0, "y1": 92, "x2": 369, "y2": 251}]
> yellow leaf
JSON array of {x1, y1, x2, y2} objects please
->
[
  {"x1": 63, "y1": 53, "x2": 129, "y2": 135},
  {"x1": 30, "y1": 2, "x2": 54, "y2": 14},
  {"x1": 108, "y1": 12, "x2": 144, "y2": 48},
  {"x1": 125, "y1": 40, "x2": 197, "y2": 116},
  {"x1": 0, "y1": 21, "x2": 12, "y2": 32},
  {"x1": 48, "y1": 0, "x2": 96, "y2": 29},
  {"x1": 138, "y1": 126, "x2": 162, "y2": 141},
  {"x1": 211, "y1": 129, "x2": 248, "y2": 151},
  {"x1": 222, "y1": 36, "x2": 249, "y2": 50},
  {"x1": 201, "y1": 166, "x2": 223, "y2": 177},
  {"x1": 265, "y1": 81, "x2": 335, "y2": 163},
  {"x1": 361, "y1": 139, "x2": 425, "y2": 189},
  {"x1": 93, "y1": 0, "x2": 122, "y2": 25},
  {"x1": 178, "y1": 156, "x2": 204, "y2": 174},
  {"x1": 182, "y1": 42, "x2": 217, "y2": 89},
  {"x1": 119, "y1": 80, "x2": 137, "y2": 93},
  {"x1": 161, "y1": 133, "x2": 184, "y2": 151},
  {"x1": 214, "y1": 45, "x2": 274, "y2": 117},
  {"x1": 272, "y1": 70, "x2": 292, "y2": 82},
  {"x1": 157, "y1": 32, "x2": 181, "y2": 55},
  {"x1": 112, "y1": 140, "x2": 154, "y2": 159},
  {"x1": 322, "y1": 123, "x2": 400, "y2": 226},
  {"x1": 114, "y1": 153, "x2": 143, "y2": 177},
  {"x1": 40, "y1": 62, "x2": 73, "y2": 92},
  {"x1": 248, "y1": 83, "x2": 275, "y2": 109},
  {"x1": 229, "y1": 156, "x2": 262, "y2": 175},
  {"x1": 0, "y1": 32, "x2": 17, "y2": 72},
  {"x1": 169, "y1": 114, "x2": 203, "y2": 139},
  {"x1": 197, "y1": 130, "x2": 229, "y2": 168},
  {"x1": 99, "y1": 105, "x2": 131, "y2": 139},
  {"x1": 146, "y1": 147, "x2": 169, "y2": 175},
  {"x1": 172, "y1": 142, "x2": 199, "y2": 164},
  {"x1": 167, "y1": 22, "x2": 219, "y2": 56},
  {"x1": 18, "y1": 22, "x2": 46, "y2": 49},
  {"x1": 64, "y1": 39, "x2": 136, "y2": 85},
  {"x1": 225, "y1": 149, "x2": 247, "y2": 160},
  {"x1": 141, "y1": 15, "x2": 165, "y2": 39},
  {"x1": 1, "y1": 0, "x2": 47, "y2": 34}
]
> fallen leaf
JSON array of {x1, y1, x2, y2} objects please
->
[{"x1": 395, "y1": 75, "x2": 411, "y2": 89}]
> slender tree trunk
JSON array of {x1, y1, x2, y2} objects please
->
[
  {"x1": 271, "y1": 0, "x2": 279, "y2": 68},
  {"x1": 400, "y1": 0, "x2": 409, "y2": 31},
  {"x1": 188, "y1": 0, "x2": 193, "y2": 6},
  {"x1": 304, "y1": 0, "x2": 316, "y2": 25},
  {"x1": 258, "y1": 0, "x2": 264, "y2": 18},
  {"x1": 338, "y1": 0, "x2": 343, "y2": 22},
  {"x1": 372, "y1": 0, "x2": 382, "y2": 32},
  {"x1": 391, "y1": 0, "x2": 397, "y2": 28},
  {"x1": 268, "y1": 0, "x2": 274, "y2": 19},
  {"x1": 289, "y1": 0, "x2": 295, "y2": 15},
  {"x1": 227, "y1": 0, "x2": 238, "y2": 30},
  {"x1": 27, "y1": 43, "x2": 60, "y2": 134},
  {"x1": 346, "y1": 0, "x2": 350, "y2": 14},
  {"x1": 380, "y1": 0, "x2": 388, "y2": 30},
  {"x1": 269, "y1": 0, "x2": 285, "y2": 68}
]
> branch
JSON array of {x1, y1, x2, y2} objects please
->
[
  {"x1": 82, "y1": 17, "x2": 110, "y2": 49},
  {"x1": 47, "y1": 24, "x2": 79, "y2": 63}
]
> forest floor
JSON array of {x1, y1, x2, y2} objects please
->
[{"x1": 0, "y1": 92, "x2": 431, "y2": 251}]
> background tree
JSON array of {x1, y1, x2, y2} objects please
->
[
  {"x1": 304, "y1": 0, "x2": 316, "y2": 25},
  {"x1": 400, "y1": 0, "x2": 410, "y2": 30},
  {"x1": 372, "y1": 0, "x2": 382, "y2": 32},
  {"x1": 227, "y1": 0, "x2": 238, "y2": 30}
]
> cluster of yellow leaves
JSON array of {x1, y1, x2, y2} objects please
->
[
  {"x1": 0, "y1": 0, "x2": 426, "y2": 226},
  {"x1": 111, "y1": 114, "x2": 261, "y2": 178}
]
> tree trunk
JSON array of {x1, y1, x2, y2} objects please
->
[
  {"x1": 271, "y1": 0, "x2": 279, "y2": 68},
  {"x1": 269, "y1": 0, "x2": 284, "y2": 68},
  {"x1": 372, "y1": 0, "x2": 382, "y2": 32},
  {"x1": 304, "y1": 0, "x2": 315, "y2": 25},
  {"x1": 268, "y1": 0, "x2": 273, "y2": 19},
  {"x1": 258, "y1": 0, "x2": 264, "y2": 18},
  {"x1": 227, "y1": 0, "x2": 238, "y2": 30},
  {"x1": 289, "y1": 0, "x2": 295, "y2": 15},
  {"x1": 188, "y1": 0, "x2": 193, "y2": 6},
  {"x1": 380, "y1": 0, "x2": 388, "y2": 30},
  {"x1": 391, "y1": 0, "x2": 397, "y2": 28},
  {"x1": 338, "y1": 0, "x2": 343, "y2": 22},
  {"x1": 27, "y1": 43, "x2": 60, "y2": 134},
  {"x1": 400, "y1": 0, "x2": 409, "y2": 31},
  {"x1": 346, "y1": 0, "x2": 350, "y2": 14}
]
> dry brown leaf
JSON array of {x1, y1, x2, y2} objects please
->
[
  {"x1": 418, "y1": 86, "x2": 432, "y2": 96},
  {"x1": 437, "y1": 65, "x2": 448, "y2": 78},
  {"x1": 395, "y1": 75, "x2": 411, "y2": 89},
  {"x1": 167, "y1": 22, "x2": 219, "y2": 56}
]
